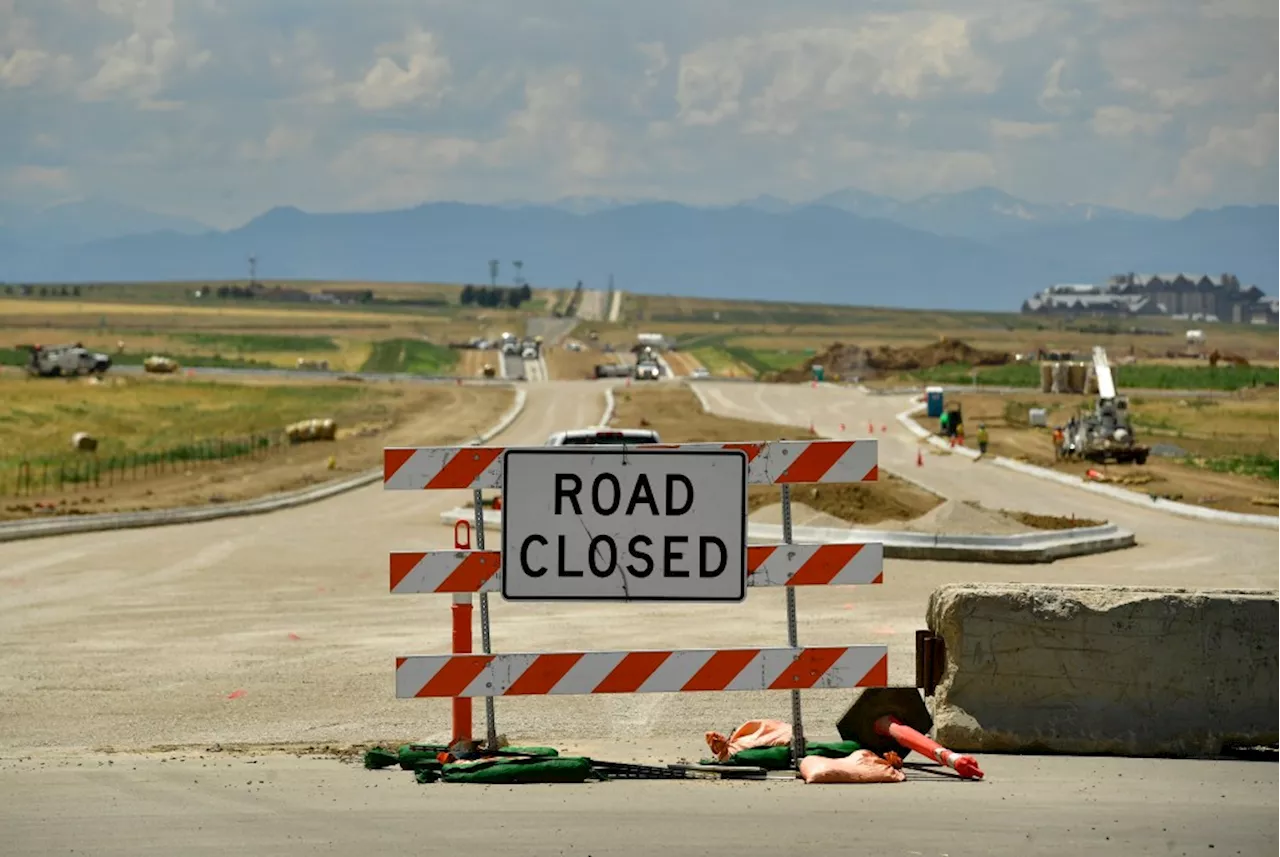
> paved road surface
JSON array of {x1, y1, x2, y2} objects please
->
[
  {"x1": 576, "y1": 288, "x2": 609, "y2": 321},
  {"x1": 2, "y1": 753, "x2": 1273, "y2": 857},
  {"x1": 1, "y1": 379, "x2": 1275, "y2": 855}
]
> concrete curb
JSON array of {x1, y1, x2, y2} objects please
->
[
  {"x1": 600, "y1": 386, "x2": 617, "y2": 426},
  {"x1": 0, "y1": 387, "x2": 529, "y2": 544},
  {"x1": 897, "y1": 399, "x2": 1279, "y2": 530},
  {"x1": 438, "y1": 507, "x2": 1135, "y2": 564}
]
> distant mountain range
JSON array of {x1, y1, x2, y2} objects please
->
[{"x1": 0, "y1": 189, "x2": 1274, "y2": 311}]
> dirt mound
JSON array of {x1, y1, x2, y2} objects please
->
[{"x1": 769, "y1": 338, "x2": 1011, "y2": 382}]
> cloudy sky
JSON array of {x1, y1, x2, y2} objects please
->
[{"x1": 1, "y1": 0, "x2": 1276, "y2": 228}]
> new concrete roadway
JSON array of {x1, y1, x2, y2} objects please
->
[{"x1": 1, "y1": 379, "x2": 1274, "y2": 856}]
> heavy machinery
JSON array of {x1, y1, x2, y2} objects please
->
[
  {"x1": 24, "y1": 343, "x2": 112, "y2": 377},
  {"x1": 1061, "y1": 347, "x2": 1149, "y2": 465}
]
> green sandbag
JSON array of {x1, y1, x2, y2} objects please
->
[
  {"x1": 398, "y1": 744, "x2": 447, "y2": 770},
  {"x1": 701, "y1": 740, "x2": 862, "y2": 770},
  {"x1": 504, "y1": 746, "x2": 559, "y2": 757},
  {"x1": 414, "y1": 767, "x2": 441, "y2": 784},
  {"x1": 442, "y1": 756, "x2": 592, "y2": 784},
  {"x1": 364, "y1": 747, "x2": 400, "y2": 770}
]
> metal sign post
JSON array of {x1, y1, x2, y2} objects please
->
[
  {"x1": 781, "y1": 483, "x2": 806, "y2": 768},
  {"x1": 474, "y1": 488, "x2": 498, "y2": 749}
]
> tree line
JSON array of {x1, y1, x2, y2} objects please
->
[{"x1": 460, "y1": 283, "x2": 533, "y2": 308}]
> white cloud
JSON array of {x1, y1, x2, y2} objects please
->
[
  {"x1": 6, "y1": 164, "x2": 73, "y2": 189},
  {"x1": 0, "y1": 1, "x2": 1272, "y2": 223},
  {"x1": 0, "y1": 48, "x2": 74, "y2": 88},
  {"x1": 1090, "y1": 106, "x2": 1171, "y2": 139},
  {"x1": 676, "y1": 15, "x2": 1000, "y2": 133},
  {"x1": 1172, "y1": 112, "x2": 1278, "y2": 198},
  {"x1": 351, "y1": 28, "x2": 451, "y2": 111},
  {"x1": 991, "y1": 120, "x2": 1058, "y2": 141}
]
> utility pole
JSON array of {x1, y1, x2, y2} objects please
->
[
  {"x1": 248, "y1": 254, "x2": 258, "y2": 287},
  {"x1": 513, "y1": 260, "x2": 524, "y2": 286},
  {"x1": 488, "y1": 259, "x2": 499, "y2": 288}
]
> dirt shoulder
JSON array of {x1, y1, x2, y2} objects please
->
[
  {"x1": 607, "y1": 384, "x2": 943, "y2": 526},
  {"x1": 943, "y1": 391, "x2": 1278, "y2": 516},
  {"x1": 1, "y1": 377, "x2": 513, "y2": 520}
]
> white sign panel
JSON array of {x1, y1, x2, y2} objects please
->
[{"x1": 501, "y1": 448, "x2": 747, "y2": 602}]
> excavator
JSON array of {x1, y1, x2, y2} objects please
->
[{"x1": 1059, "y1": 347, "x2": 1149, "y2": 465}]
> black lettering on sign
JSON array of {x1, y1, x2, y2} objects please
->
[
  {"x1": 588, "y1": 535, "x2": 616, "y2": 578},
  {"x1": 626, "y1": 535, "x2": 654, "y2": 577},
  {"x1": 556, "y1": 534, "x2": 583, "y2": 577},
  {"x1": 555, "y1": 474, "x2": 582, "y2": 515},
  {"x1": 521, "y1": 535, "x2": 548, "y2": 577},
  {"x1": 699, "y1": 536, "x2": 727, "y2": 578},
  {"x1": 664, "y1": 535, "x2": 689, "y2": 577},
  {"x1": 665, "y1": 474, "x2": 693, "y2": 515},
  {"x1": 592, "y1": 473, "x2": 621, "y2": 515},
  {"x1": 625, "y1": 474, "x2": 659, "y2": 516}
]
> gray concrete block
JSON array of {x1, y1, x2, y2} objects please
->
[{"x1": 927, "y1": 583, "x2": 1279, "y2": 757}]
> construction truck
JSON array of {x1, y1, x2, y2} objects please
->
[
  {"x1": 1060, "y1": 346, "x2": 1149, "y2": 465},
  {"x1": 24, "y1": 343, "x2": 112, "y2": 378}
]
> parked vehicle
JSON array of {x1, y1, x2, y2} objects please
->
[
  {"x1": 545, "y1": 427, "x2": 662, "y2": 446},
  {"x1": 24, "y1": 343, "x2": 112, "y2": 377}
]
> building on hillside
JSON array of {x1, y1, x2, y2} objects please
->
[{"x1": 1021, "y1": 273, "x2": 1276, "y2": 325}]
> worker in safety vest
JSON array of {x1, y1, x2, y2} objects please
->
[
  {"x1": 977, "y1": 423, "x2": 989, "y2": 455},
  {"x1": 1052, "y1": 426, "x2": 1064, "y2": 460},
  {"x1": 939, "y1": 410, "x2": 950, "y2": 436}
]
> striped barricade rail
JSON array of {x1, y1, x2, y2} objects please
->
[
  {"x1": 383, "y1": 437, "x2": 887, "y2": 762},
  {"x1": 383, "y1": 439, "x2": 878, "y2": 490},
  {"x1": 396, "y1": 647, "x2": 889, "y2": 698},
  {"x1": 390, "y1": 543, "x2": 884, "y2": 594}
]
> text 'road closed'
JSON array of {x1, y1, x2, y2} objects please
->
[{"x1": 501, "y1": 448, "x2": 748, "y2": 602}]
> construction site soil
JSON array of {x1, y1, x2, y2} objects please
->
[
  {"x1": 767, "y1": 338, "x2": 1010, "y2": 383},
  {"x1": 947, "y1": 391, "x2": 1279, "y2": 516},
  {"x1": 608, "y1": 385, "x2": 943, "y2": 525}
]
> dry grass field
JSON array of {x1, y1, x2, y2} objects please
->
[
  {"x1": 941, "y1": 388, "x2": 1278, "y2": 515},
  {"x1": 607, "y1": 384, "x2": 942, "y2": 525},
  {"x1": 0, "y1": 372, "x2": 513, "y2": 520}
]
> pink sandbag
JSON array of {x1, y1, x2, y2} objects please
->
[
  {"x1": 799, "y1": 750, "x2": 907, "y2": 784},
  {"x1": 705, "y1": 719, "x2": 792, "y2": 762}
]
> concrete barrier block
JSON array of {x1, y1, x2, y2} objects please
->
[{"x1": 927, "y1": 583, "x2": 1279, "y2": 757}]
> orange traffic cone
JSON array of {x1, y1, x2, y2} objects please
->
[
  {"x1": 916, "y1": 449, "x2": 923, "y2": 467},
  {"x1": 492, "y1": 495, "x2": 502, "y2": 511},
  {"x1": 868, "y1": 421, "x2": 874, "y2": 433},
  {"x1": 880, "y1": 425, "x2": 887, "y2": 433},
  {"x1": 839, "y1": 422, "x2": 846, "y2": 433}
]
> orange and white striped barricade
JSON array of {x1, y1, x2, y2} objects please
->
[{"x1": 383, "y1": 438, "x2": 885, "y2": 765}]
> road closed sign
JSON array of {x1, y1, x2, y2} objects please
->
[{"x1": 500, "y1": 448, "x2": 748, "y2": 602}]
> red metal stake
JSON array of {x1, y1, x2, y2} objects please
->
[
  {"x1": 874, "y1": 715, "x2": 984, "y2": 780},
  {"x1": 451, "y1": 520, "x2": 474, "y2": 745}
]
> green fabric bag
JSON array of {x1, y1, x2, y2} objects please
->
[
  {"x1": 398, "y1": 744, "x2": 448, "y2": 770},
  {"x1": 701, "y1": 740, "x2": 861, "y2": 770},
  {"x1": 414, "y1": 767, "x2": 441, "y2": 784},
  {"x1": 504, "y1": 746, "x2": 559, "y2": 757},
  {"x1": 442, "y1": 756, "x2": 592, "y2": 784},
  {"x1": 363, "y1": 747, "x2": 400, "y2": 770}
]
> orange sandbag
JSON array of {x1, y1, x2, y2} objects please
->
[
  {"x1": 799, "y1": 750, "x2": 907, "y2": 784},
  {"x1": 705, "y1": 719, "x2": 792, "y2": 762}
]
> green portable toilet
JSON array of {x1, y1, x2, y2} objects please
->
[{"x1": 812, "y1": 364, "x2": 825, "y2": 382}]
